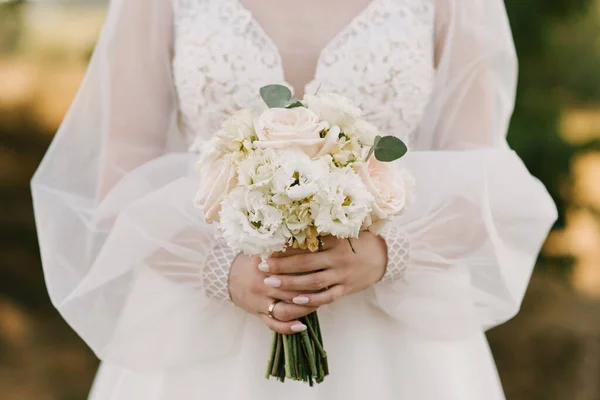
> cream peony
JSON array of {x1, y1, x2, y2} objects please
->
[
  {"x1": 355, "y1": 156, "x2": 415, "y2": 232},
  {"x1": 195, "y1": 152, "x2": 238, "y2": 223},
  {"x1": 253, "y1": 107, "x2": 328, "y2": 158}
]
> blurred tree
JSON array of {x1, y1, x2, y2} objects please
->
[
  {"x1": 505, "y1": 0, "x2": 600, "y2": 235},
  {"x1": 0, "y1": 0, "x2": 25, "y2": 54}
]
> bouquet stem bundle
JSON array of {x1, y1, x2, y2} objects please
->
[{"x1": 265, "y1": 311, "x2": 328, "y2": 386}]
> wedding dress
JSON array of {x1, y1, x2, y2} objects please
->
[{"x1": 31, "y1": 0, "x2": 558, "y2": 398}]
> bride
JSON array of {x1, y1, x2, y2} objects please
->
[{"x1": 31, "y1": 0, "x2": 557, "y2": 398}]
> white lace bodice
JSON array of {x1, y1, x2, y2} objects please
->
[{"x1": 172, "y1": 0, "x2": 435, "y2": 149}]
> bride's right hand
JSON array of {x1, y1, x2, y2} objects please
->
[{"x1": 228, "y1": 254, "x2": 317, "y2": 334}]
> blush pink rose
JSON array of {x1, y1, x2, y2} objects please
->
[
  {"x1": 356, "y1": 155, "x2": 414, "y2": 233},
  {"x1": 195, "y1": 152, "x2": 238, "y2": 223}
]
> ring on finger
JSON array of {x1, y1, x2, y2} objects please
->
[{"x1": 267, "y1": 299, "x2": 280, "y2": 319}]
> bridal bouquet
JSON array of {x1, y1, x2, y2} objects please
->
[{"x1": 195, "y1": 84, "x2": 413, "y2": 385}]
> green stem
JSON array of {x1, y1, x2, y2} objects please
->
[
  {"x1": 314, "y1": 315, "x2": 329, "y2": 376},
  {"x1": 298, "y1": 336, "x2": 305, "y2": 382},
  {"x1": 304, "y1": 316, "x2": 327, "y2": 359},
  {"x1": 292, "y1": 333, "x2": 299, "y2": 379},
  {"x1": 365, "y1": 145, "x2": 376, "y2": 162},
  {"x1": 300, "y1": 330, "x2": 318, "y2": 379},
  {"x1": 282, "y1": 335, "x2": 293, "y2": 379},
  {"x1": 346, "y1": 238, "x2": 357, "y2": 253},
  {"x1": 271, "y1": 333, "x2": 283, "y2": 377},
  {"x1": 265, "y1": 331, "x2": 277, "y2": 379}
]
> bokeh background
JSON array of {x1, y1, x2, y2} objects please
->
[{"x1": 1, "y1": 0, "x2": 600, "y2": 399}]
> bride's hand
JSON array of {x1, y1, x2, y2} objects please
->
[
  {"x1": 228, "y1": 254, "x2": 318, "y2": 334},
  {"x1": 264, "y1": 231, "x2": 388, "y2": 306}
]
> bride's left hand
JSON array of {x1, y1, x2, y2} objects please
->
[{"x1": 262, "y1": 231, "x2": 388, "y2": 307}]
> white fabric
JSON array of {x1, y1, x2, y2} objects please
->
[
  {"x1": 203, "y1": 242, "x2": 236, "y2": 301},
  {"x1": 174, "y1": 0, "x2": 434, "y2": 149},
  {"x1": 30, "y1": 0, "x2": 557, "y2": 398}
]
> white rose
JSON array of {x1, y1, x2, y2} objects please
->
[
  {"x1": 194, "y1": 152, "x2": 238, "y2": 223},
  {"x1": 355, "y1": 156, "x2": 415, "y2": 233},
  {"x1": 253, "y1": 107, "x2": 328, "y2": 158},
  {"x1": 303, "y1": 93, "x2": 361, "y2": 129}
]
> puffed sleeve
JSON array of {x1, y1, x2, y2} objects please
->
[
  {"x1": 373, "y1": 0, "x2": 557, "y2": 339},
  {"x1": 31, "y1": 0, "x2": 246, "y2": 370}
]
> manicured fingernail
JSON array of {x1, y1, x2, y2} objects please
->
[
  {"x1": 292, "y1": 296, "x2": 309, "y2": 305},
  {"x1": 264, "y1": 277, "x2": 281, "y2": 288},
  {"x1": 258, "y1": 260, "x2": 270, "y2": 272},
  {"x1": 291, "y1": 324, "x2": 307, "y2": 332}
]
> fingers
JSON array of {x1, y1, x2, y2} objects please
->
[
  {"x1": 270, "y1": 247, "x2": 311, "y2": 258},
  {"x1": 265, "y1": 252, "x2": 332, "y2": 275},
  {"x1": 267, "y1": 269, "x2": 340, "y2": 292},
  {"x1": 318, "y1": 235, "x2": 340, "y2": 251},
  {"x1": 267, "y1": 300, "x2": 318, "y2": 322},
  {"x1": 267, "y1": 288, "x2": 304, "y2": 303},
  {"x1": 259, "y1": 314, "x2": 308, "y2": 335},
  {"x1": 290, "y1": 285, "x2": 345, "y2": 307}
]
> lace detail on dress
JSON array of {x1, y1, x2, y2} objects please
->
[
  {"x1": 378, "y1": 226, "x2": 410, "y2": 283},
  {"x1": 305, "y1": 0, "x2": 435, "y2": 147},
  {"x1": 172, "y1": 0, "x2": 284, "y2": 148},
  {"x1": 203, "y1": 242, "x2": 237, "y2": 301},
  {"x1": 172, "y1": 0, "x2": 435, "y2": 150}
]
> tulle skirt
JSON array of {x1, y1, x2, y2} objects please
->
[
  {"x1": 33, "y1": 149, "x2": 554, "y2": 400},
  {"x1": 88, "y1": 293, "x2": 505, "y2": 400}
]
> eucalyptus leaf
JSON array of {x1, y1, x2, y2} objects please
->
[
  {"x1": 260, "y1": 84, "x2": 292, "y2": 108},
  {"x1": 286, "y1": 100, "x2": 305, "y2": 109},
  {"x1": 374, "y1": 136, "x2": 408, "y2": 162},
  {"x1": 365, "y1": 135, "x2": 381, "y2": 162}
]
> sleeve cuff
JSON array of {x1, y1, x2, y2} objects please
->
[
  {"x1": 202, "y1": 242, "x2": 237, "y2": 301},
  {"x1": 377, "y1": 225, "x2": 410, "y2": 284}
]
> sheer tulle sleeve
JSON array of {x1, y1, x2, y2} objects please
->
[
  {"x1": 373, "y1": 0, "x2": 558, "y2": 338},
  {"x1": 31, "y1": 0, "x2": 245, "y2": 370}
]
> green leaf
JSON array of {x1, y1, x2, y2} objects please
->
[
  {"x1": 260, "y1": 84, "x2": 292, "y2": 108},
  {"x1": 365, "y1": 135, "x2": 381, "y2": 162},
  {"x1": 285, "y1": 100, "x2": 304, "y2": 109},
  {"x1": 374, "y1": 136, "x2": 408, "y2": 162}
]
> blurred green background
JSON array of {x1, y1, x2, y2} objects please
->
[{"x1": 1, "y1": 0, "x2": 600, "y2": 399}]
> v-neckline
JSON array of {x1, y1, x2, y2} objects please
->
[{"x1": 231, "y1": 0, "x2": 380, "y2": 97}]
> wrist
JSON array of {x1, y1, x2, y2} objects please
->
[{"x1": 373, "y1": 234, "x2": 389, "y2": 284}]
